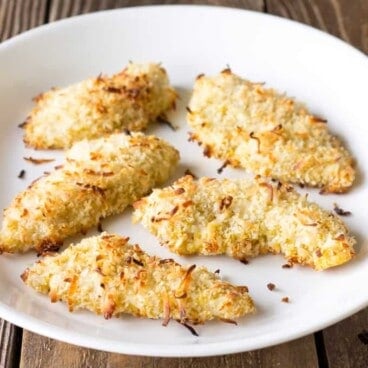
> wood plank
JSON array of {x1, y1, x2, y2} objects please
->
[
  {"x1": 0, "y1": 1, "x2": 48, "y2": 367},
  {"x1": 322, "y1": 309, "x2": 368, "y2": 368},
  {"x1": 0, "y1": 319, "x2": 22, "y2": 368},
  {"x1": 19, "y1": 334, "x2": 108, "y2": 368},
  {"x1": 20, "y1": 334, "x2": 318, "y2": 368},
  {"x1": 0, "y1": 0, "x2": 48, "y2": 41},
  {"x1": 266, "y1": 0, "x2": 368, "y2": 53},
  {"x1": 48, "y1": 0, "x2": 264, "y2": 22}
]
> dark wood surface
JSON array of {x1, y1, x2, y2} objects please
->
[{"x1": 0, "y1": 0, "x2": 367, "y2": 367}]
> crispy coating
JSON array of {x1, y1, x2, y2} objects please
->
[
  {"x1": 187, "y1": 70, "x2": 355, "y2": 193},
  {"x1": 23, "y1": 63, "x2": 177, "y2": 149},
  {"x1": 133, "y1": 176, "x2": 355, "y2": 271},
  {"x1": 0, "y1": 133, "x2": 179, "y2": 253},
  {"x1": 21, "y1": 233, "x2": 255, "y2": 324}
]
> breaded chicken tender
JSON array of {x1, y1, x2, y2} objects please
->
[
  {"x1": 23, "y1": 63, "x2": 177, "y2": 149},
  {"x1": 133, "y1": 175, "x2": 355, "y2": 271},
  {"x1": 0, "y1": 133, "x2": 179, "y2": 254},
  {"x1": 21, "y1": 233, "x2": 255, "y2": 324},
  {"x1": 187, "y1": 69, "x2": 355, "y2": 193}
]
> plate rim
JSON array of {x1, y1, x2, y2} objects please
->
[
  {"x1": 1, "y1": 295, "x2": 367, "y2": 357},
  {"x1": 0, "y1": 4, "x2": 367, "y2": 357},
  {"x1": 1, "y1": 4, "x2": 367, "y2": 61}
]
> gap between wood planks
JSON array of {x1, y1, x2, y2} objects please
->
[{"x1": 314, "y1": 331, "x2": 329, "y2": 368}]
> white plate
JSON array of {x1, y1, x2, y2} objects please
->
[{"x1": 0, "y1": 5, "x2": 367, "y2": 357}]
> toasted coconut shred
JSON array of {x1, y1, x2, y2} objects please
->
[
  {"x1": 3, "y1": 63, "x2": 360, "y2": 335},
  {"x1": 333, "y1": 203, "x2": 352, "y2": 216},
  {"x1": 24, "y1": 157, "x2": 55, "y2": 165},
  {"x1": 21, "y1": 233, "x2": 255, "y2": 325},
  {"x1": 23, "y1": 63, "x2": 177, "y2": 149},
  {"x1": 0, "y1": 132, "x2": 179, "y2": 254},
  {"x1": 133, "y1": 175, "x2": 355, "y2": 271},
  {"x1": 187, "y1": 70, "x2": 355, "y2": 193}
]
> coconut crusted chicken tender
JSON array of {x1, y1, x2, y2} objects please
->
[
  {"x1": 187, "y1": 69, "x2": 355, "y2": 193},
  {"x1": 21, "y1": 233, "x2": 255, "y2": 325},
  {"x1": 23, "y1": 63, "x2": 177, "y2": 149},
  {"x1": 133, "y1": 176, "x2": 355, "y2": 271},
  {"x1": 0, "y1": 133, "x2": 179, "y2": 254}
]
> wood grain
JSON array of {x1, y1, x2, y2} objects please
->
[
  {"x1": 266, "y1": 0, "x2": 368, "y2": 53},
  {"x1": 19, "y1": 334, "x2": 109, "y2": 368},
  {"x1": 323, "y1": 309, "x2": 368, "y2": 368},
  {"x1": 20, "y1": 333, "x2": 318, "y2": 368},
  {"x1": 0, "y1": 0, "x2": 48, "y2": 41},
  {"x1": 0, "y1": 319, "x2": 22, "y2": 368},
  {"x1": 0, "y1": 1, "x2": 48, "y2": 367},
  {"x1": 48, "y1": 0, "x2": 264, "y2": 21}
]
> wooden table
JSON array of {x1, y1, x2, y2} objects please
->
[{"x1": 0, "y1": 0, "x2": 367, "y2": 367}]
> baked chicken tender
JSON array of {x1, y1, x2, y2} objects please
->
[
  {"x1": 187, "y1": 70, "x2": 355, "y2": 193},
  {"x1": 133, "y1": 176, "x2": 355, "y2": 271},
  {"x1": 21, "y1": 233, "x2": 255, "y2": 324},
  {"x1": 23, "y1": 63, "x2": 177, "y2": 149},
  {"x1": 0, "y1": 133, "x2": 179, "y2": 254}
]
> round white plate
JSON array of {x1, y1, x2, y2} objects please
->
[{"x1": 0, "y1": 5, "x2": 367, "y2": 357}]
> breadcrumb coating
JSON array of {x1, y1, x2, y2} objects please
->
[
  {"x1": 0, "y1": 133, "x2": 179, "y2": 253},
  {"x1": 23, "y1": 63, "x2": 177, "y2": 149},
  {"x1": 21, "y1": 233, "x2": 255, "y2": 324},
  {"x1": 187, "y1": 70, "x2": 355, "y2": 193},
  {"x1": 133, "y1": 175, "x2": 355, "y2": 270}
]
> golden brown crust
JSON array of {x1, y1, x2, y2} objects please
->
[
  {"x1": 187, "y1": 70, "x2": 355, "y2": 193},
  {"x1": 21, "y1": 233, "x2": 255, "y2": 324},
  {"x1": 23, "y1": 63, "x2": 177, "y2": 149},
  {"x1": 0, "y1": 133, "x2": 179, "y2": 253},
  {"x1": 133, "y1": 176, "x2": 355, "y2": 270}
]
